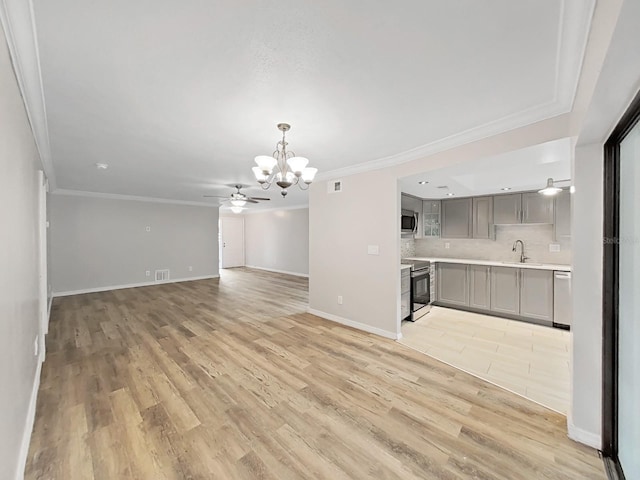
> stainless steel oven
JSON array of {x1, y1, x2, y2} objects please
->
[{"x1": 402, "y1": 259, "x2": 431, "y2": 321}]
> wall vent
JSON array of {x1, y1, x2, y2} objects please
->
[
  {"x1": 155, "y1": 269, "x2": 170, "y2": 282},
  {"x1": 328, "y1": 179, "x2": 343, "y2": 194}
]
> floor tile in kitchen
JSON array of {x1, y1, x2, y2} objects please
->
[{"x1": 400, "y1": 306, "x2": 570, "y2": 414}]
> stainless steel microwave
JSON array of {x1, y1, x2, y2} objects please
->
[{"x1": 401, "y1": 210, "x2": 418, "y2": 234}]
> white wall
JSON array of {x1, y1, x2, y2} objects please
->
[
  {"x1": 309, "y1": 171, "x2": 399, "y2": 338},
  {"x1": 0, "y1": 26, "x2": 44, "y2": 480},
  {"x1": 244, "y1": 208, "x2": 309, "y2": 276},
  {"x1": 569, "y1": 144, "x2": 603, "y2": 447},
  {"x1": 50, "y1": 194, "x2": 219, "y2": 294}
]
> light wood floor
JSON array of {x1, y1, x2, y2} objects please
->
[
  {"x1": 26, "y1": 268, "x2": 604, "y2": 479},
  {"x1": 401, "y1": 307, "x2": 570, "y2": 414}
]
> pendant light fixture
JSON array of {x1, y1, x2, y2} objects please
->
[
  {"x1": 538, "y1": 177, "x2": 569, "y2": 196},
  {"x1": 252, "y1": 123, "x2": 318, "y2": 197}
]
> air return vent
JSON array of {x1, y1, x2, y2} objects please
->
[{"x1": 155, "y1": 269, "x2": 170, "y2": 282}]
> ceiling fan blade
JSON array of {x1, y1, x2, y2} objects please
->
[
  {"x1": 245, "y1": 199, "x2": 259, "y2": 204},
  {"x1": 248, "y1": 197, "x2": 271, "y2": 201}
]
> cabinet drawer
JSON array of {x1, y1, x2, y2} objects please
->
[{"x1": 401, "y1": 273, "x2": 411, "y2": 293}]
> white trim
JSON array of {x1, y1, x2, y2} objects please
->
[
  {"x1": 245, "y1": 265, "x2": 309, "y2": 278},
  {"x1": 567, "y1": 422, "x2": 601, "y2": 450},
  {"x1": 0, "y1": 0, "x2": 56, "y2": 188},
  {"x1": 53, "y1": 274, "x2": 220, "y2": 297},
  {"x1": 238, "y1": 204, "x2": 309, "y2": 215},
  {"x1": 47, "y1": 295, "x2": 53, "y2": 318},
  {"x1": 51, "y1": 189, "x2": 221, "y2": 208},
  {"x1": 15, "y1": 356, "x2": 43, "y2": 480},
  {"x1": 307, "y1": 308, "x2": 400, "y2": 340}
]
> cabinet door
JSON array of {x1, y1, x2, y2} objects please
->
[
  {"x1": 401, "y1": 292, "x2": 411, "y2": 320},
  {"x1": 473, "y1": 197, "x2": 494, "y2": 239},
  {"x1": 441, "y1": 198, "x2": 472, "y2": 238},
  {"x1": 519, "y1": 269, "x2": 553, "y2": 322},
  {"x1": 437, "y1": 263, "x2": 469, "y2": 306},
  {"x1": 554, "y1": 189, "x2": 571, "y2": 239},
  {"x1": 522, "y1": 192, "x2": 554, "y2": 224},
  {"x1": 423, "y1": 200, "x2": 441, "y2": 237},
  {"x1": 493, "y1": 194, "x2": 522, "y2": 224},
  {"x1": 469, "y1": 265, "x2": 491, "y2": 310},
  {"x1": 490, "y1": 267, "x2": 520, "y2": 315},
  {"x1": 401, "y1": 271, "x2": 411, "y2": 294}
]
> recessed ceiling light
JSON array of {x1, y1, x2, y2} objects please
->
[
  {"x1": 418, "y1": 181, "x2": 429, "y2": 185},
  {"x1": 95, "y1": 163, "x2": 109, "y2": 170},
  {"x1": 502, "y1": 187, "x2": 511, "y2": 191},
  {"x1": 446, "y1": 193, "x2": 455, "y2": 196}
]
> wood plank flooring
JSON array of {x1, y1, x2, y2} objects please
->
[{"x1": 26, "y1": 267, "x2": 604, "y2": 479}]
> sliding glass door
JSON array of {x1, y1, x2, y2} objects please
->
[
  {"x1": 617, "y1": 118, "x2": 640, "y2": 478},
  {"x1": 603, "y1": 89, "x2": 640, "y2": 479}
]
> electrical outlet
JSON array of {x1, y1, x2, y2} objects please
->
[
  {"x1": 445, "y1": 242, "x2": 450, "y2": 249},
  {"x1": 337, "y1": 296, "x2": 343, "y2": 305},
  {"x1": 145, "y1": 270, "x2": 151, "y2": 277},
  {"x1": 188, "y1": 266, "x2": 193, "y2": 272},
  {"x1": 549, "y1": 243, "x2": 561, "y2": 252},
  {"x1": 367, "y1": 245, "x2": 379, "y2": 255}
]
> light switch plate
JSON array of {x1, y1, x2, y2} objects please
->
[{"x1": 367, "y1": 245, "x2": 379, "y2": 255}]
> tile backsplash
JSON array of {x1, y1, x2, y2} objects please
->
[{"x1": 409, "y1": 224, "x2": 571, "y2": 265}]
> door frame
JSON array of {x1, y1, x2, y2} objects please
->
[{"x1": 602, "y1": 87, "x2": 640, "y2": 479}]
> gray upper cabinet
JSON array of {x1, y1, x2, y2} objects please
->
[
  {"x1": 522, "y1": 192, "x2": 554, "y2": 224},
  {"x1": 554, "y1": 189, "x2": 571, "y2": 239},
  {"x1": 493, "y1": 194, "x2": 522, "y2": 224},
  {"x1": 441, "y1": 198, "x2": 472, "y2": 238},
  {"x1": 490, "y1": 266, "x2": 520, "y2": 315},
  {"x1": 472, "y1": 197, "x2": 494, "y2": 239},
  {"x1": 437, "y1": 263, "x2": 469, "y2": 306},
  {"x1": 423, "y1": 200, "x2": 441, "y2": 237},
  {"x1": 469, "y1": 265, "x2": 491, "y2": 310},
  {"x1": 519, "y1": 269, "x2": 553, "y2": 322}
]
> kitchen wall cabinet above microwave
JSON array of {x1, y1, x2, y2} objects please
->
[
  {"x1": 493, "y1": 192, "x2": 554, "y2": 225},
  {"x1": 440, "y1": 197, "x2": 494, "y2": 240}
]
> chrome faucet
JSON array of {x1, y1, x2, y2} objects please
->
[{"x1": 512, "y1": 239, "x2": 529, "y2": 263}]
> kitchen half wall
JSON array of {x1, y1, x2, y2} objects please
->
[{"x1": 409, "y1": 224, "x2": 570, "y2": 264}]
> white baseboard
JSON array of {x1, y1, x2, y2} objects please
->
[
  {"x1": 15, "y1": 356, "x2": 43, "y2": 480},
  {"x1": 567, "y1": 421, "x2": 601, "y2": 450},
  {"x1": 53, "y1": 274, "x2": 220, "y2": 297},
  {"x1": 307, "y1": 308, "x2": 400, "y2": 340},
  {"x1": 245, "y1": 265, "x2": 309, "y2": 278}
]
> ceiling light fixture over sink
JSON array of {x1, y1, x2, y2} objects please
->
[
  {"x1": 253, "y1": 123, "x2": 318, "y2": 197},
  {"x1": 538, "y1": 177, "x2": 570, "y2": 196}
]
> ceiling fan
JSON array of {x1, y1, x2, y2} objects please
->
[{"x1": 203, "y1": 184, "x2": 271, "y2": 208}]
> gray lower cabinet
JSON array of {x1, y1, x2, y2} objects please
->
[
  {"x1": 490, "y1": 266, "x2": 520, "y2": 315},
  {"x1": 519, "y1": 269, "x2": 554, "y2": 322},
  {"x1": 437, "y1": 263, "x2": 469, "y2": 306},
  {"x1": 441, "y1": 198, "x2": 472, "y2": 238},
  {"x1": 469, "y1": 265, "x2": 491, "y2": 309},
  {"x1": 522, "y1": 192, "x2": 554, "y2": 224},
  {"x1": 472, "y1": 197, "x2": 494, "y2": 239},
  {"x1": 401, "y1": 269, "x2": 411, "y2": 320}
]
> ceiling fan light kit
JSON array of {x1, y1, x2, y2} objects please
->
[
  {"x1": 203, "y1": 185, "x2": 270, "y2": 213},
  {"x1": 253, "y1": 123, "x2": 318, "y2": 197}
]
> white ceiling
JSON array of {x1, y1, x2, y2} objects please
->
[
  {"x1": 399, "y1": 137, "x2": 572, "y2": 198},
  {"x1": 31, "y1": 0, "x2": 594, "y2": 209}
]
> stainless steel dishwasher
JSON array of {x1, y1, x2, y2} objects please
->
[{"x1": 553, "y1": 271, "x2": 572, "y2": 329}]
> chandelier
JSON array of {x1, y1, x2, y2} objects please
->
[{"x1": 252, "y1": 123, "x2": 318, "y2": 197}]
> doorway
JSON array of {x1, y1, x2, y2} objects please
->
[
  {"x1": 220, "y1": 216, "x2": 245, "y2": 268},
  {"x1": 602, "y1": 88, "x2": 640, "y2": 479}
]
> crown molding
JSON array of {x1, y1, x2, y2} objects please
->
[
  {"x1": 0, "y1": 0, "x2": 56, "y2": 188},
  {"x1": 52, "y1": 188, "x2": 220, "y2": 208},
  {"x1": 317, "y1": 0, "x2": 595, "y2": 182}
]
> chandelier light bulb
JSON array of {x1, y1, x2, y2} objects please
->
[
  {"x1": 287, "y1": 156, "x2": 309, "y2": 175},
  {"x1": 301, "y1": 167, "x2": 318, "y2": 184},
  {"x1": 254, "y1": 155, "x2": 277, "y2": 174}
]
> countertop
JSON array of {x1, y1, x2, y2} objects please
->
[
  {"x1": 403, "y1": 257, "x2": 571, "y2": 272},
  {"x1": 400, "y1": 264, "x2": 412, "y2": 271}
]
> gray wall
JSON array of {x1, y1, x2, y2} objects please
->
[
  {"x1": 0, "y1": 28, "x2": 43, "y2": 479},
  {"x1": 244, "y1": 208, "x2": 309, "y2": 276},
  {"x1": 50, "y1": 195, "x2": 219, "y2": 294},
  {"x1": 412, "y1": 224, "x2": 571, "y2": 264}
]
